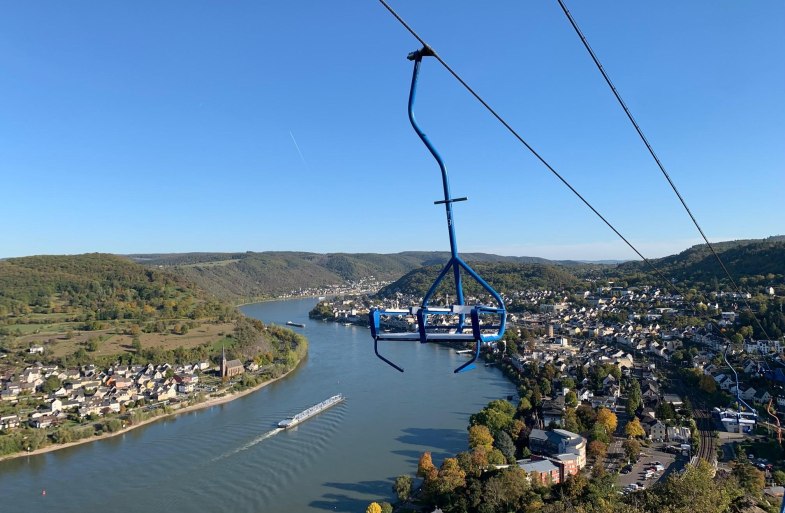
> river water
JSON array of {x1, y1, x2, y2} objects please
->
[{"x1": 0, "y1": 298, "x2": 515, "y2": 512}]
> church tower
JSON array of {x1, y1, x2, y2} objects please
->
[{"x1": 221, "y1": 343, "x2": 227, "y2": 380}]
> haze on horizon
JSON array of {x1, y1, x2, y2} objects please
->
[{"x1": 1, "y1": 2, "x2": 783, "y2": 262}]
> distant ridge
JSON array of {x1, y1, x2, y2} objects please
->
[
  {"x1": 126, "y1": 251, "x2": 590, "y2": 303},
  {"x1": 125, "y1": 235, "x2": 783, "y2": 301}
]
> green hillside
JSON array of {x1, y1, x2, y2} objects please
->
[
  {"x1": 376, "y1": 261, "x2": 582, "y2": 299},
  {"x1": 128, "y1": 251, "x2": 576, "y2": 303},
  {"x1": 615, "y1": 237, "x2": 785, "y2": 291},
  {"x1": 0, "y1": 253, "x2": 228, "y2": 320}
]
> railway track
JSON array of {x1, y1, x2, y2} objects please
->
[{"x1": 694, "y1": 409, "x2": 716, "y2": 463}]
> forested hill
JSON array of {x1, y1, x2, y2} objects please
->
[
  {"x1": 0, "y1": 253, "x2": 228, "y2": 320},
  {"x1": 127, "y1": 251, "x2": 587, "y2": 303},
  {"x1": 615, "y1": 236, "x2": 785, "y2": 290},
  {"x1": 376, "y1": 262, "x2": 583, "y2": 299},
  {"x1": 122, "y1": 236, "x2": 785, "y2": 302}
]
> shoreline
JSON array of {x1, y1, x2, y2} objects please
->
[
  {"x1": 234, "y1": 294, "x2": 329, "y2": 308},
  {"x1": 0, "y1": 361, "x2": 302, "y2": 463}
]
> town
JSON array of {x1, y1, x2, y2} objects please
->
[
  {"x1": 313, "y1": 280, "x2": 785, "y2": 497},
  {"x1": 0, "y1": 337, "x2": 302, "y2": 455}
]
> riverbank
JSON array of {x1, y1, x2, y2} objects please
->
[
  {"x1": 0, "y1": 360, "x2": 302, "y2": 462},
  {"x1": 234, "y1": 294, "x2": 332, "y2": 307}
]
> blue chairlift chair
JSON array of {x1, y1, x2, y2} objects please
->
[{"x1": 369, "y1": 47, "x2": 506, "y2": 373}]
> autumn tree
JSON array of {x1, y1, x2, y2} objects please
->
[
  {"x1": 468, "y1": 424, "x2": 494, "y2": 450},
  {"x1": 365, "y1": 502, "x2": 381, "y2": 513},
  {"x1": 433, "y1": 457, "x2": 466, "y2": 496},
  {"x1": 595, "y1": 407, "x2": 618, "y2": 436},
  {"x1": 587, "y1": 440, "x2": 608, "y2": 461},
  {"x1": 625, "y1": 417, "x2": 645, "y2": 439},
  {"x1": 458, "y1": 447, "x2": 490, "y2": 477},
  {"x1": 417, "y1": 452, "x2": 437, "y2": 482}
]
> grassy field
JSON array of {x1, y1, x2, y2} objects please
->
[{"x1": 7, "y1": 321, "x2": 236, "y2": 358}]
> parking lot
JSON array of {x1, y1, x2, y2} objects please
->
[{"x1": 614, "y1": 441, "x2": 683, "y2": 491}]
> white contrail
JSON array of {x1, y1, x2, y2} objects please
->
[{"x1": 289, "y1": 131, "x2": 310, "y2": 171}]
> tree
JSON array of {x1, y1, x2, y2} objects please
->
[
  {"x1": 517, "y1": 397, "x2": 532, "y2": 415},
  {"x1": 470, "y1": 400, "x2": 515, "y2": 433},
  {"x1": 698, "y1": 374, "x2": 717, "y2": 394},
  {"x1": 644, "y1": 460, "x2": 737, "y2": 513},
  {"x1": 622, "y1": 439, "x2": 641, "y2": 463},
  {"x1": 509, "y1": 419, "x2": 526, "y2": 441},
  {"x1": 132, "y1": 336, "x2": 142, "y2": 352},
  {"x1": 379, "y1": 503, "x2": 392, "y2": 513},
  {"x1": 565, "y1": 390, "x2": 578, "y2": 408},
  {"x1": 463, "y1": 447, "x2": 490, "y2": 477},
  {"x1": 560, "y1": 472, "x2": 588, "y2": 500},
  {"x1": 493, "y1": 430, "x2": 516, "y2": 464},
  {"x1": 563, "y1": 407, "x2": 582, "y2": 434},
  {"x1": 365, "y1": 502, "x2": 381, "y2": 513},
  {"x1": 468, "y1": 424, "x2": 494, "y2": 450},
  {"x1": 773, "y1": 470, "x2": 785, "y2": 486},
  {"x1": 595, "y1": 407, "x2": 618, "y2": 436},
  {"x1": 487, "y1": 448, "x2": 507, "y2": 465},
  {"x1": 624, "y1": 417, "x2": 645, "y2": 439},
  {"x1": 589, "y1": 423, "x2": 610, "y2": 444},
  {"x1": 626, "y1": 380, "x2": 642, "y2": 415},
  {"x1": 587, "y1": 440, "x2": 608, "y2": 461},
  {"x1": 656, "y1": 401, "x2": 676, "y2": 420},
  {"x1": 540, "y1": 378, "x2": 552, "y2": 397},
  {"x1": 733, "y1": 462, "x2": 765, "y2": 495},
  {"x1": 433, "y1": 457, "x2": 466, "y2": 496},
  {"x1": 482, "y1": 467, "x2": 530, "y2": 512},
  {"x1": 393, "y1": 475, "x2": 412, "y2": 502},
  {"x1": 41, "y1": 375, "x2": 62, "y2": 394},
  {"x1": 417, "y1": 452, "x2": 437, "y2": 482}
]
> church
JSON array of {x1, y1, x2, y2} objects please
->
[{"x1": 220, "y1": 346, "x2": 244, "y2": 379}]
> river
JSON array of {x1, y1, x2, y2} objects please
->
[{"x1": 0, "y1": 298, "x2": 515, "y2": 512}]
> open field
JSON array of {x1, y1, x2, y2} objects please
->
[{"x1": 5, "y1": 321, "x2": 236, "y2": 358}]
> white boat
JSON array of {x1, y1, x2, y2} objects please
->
[{"x1": 278, "y1": 394, "x2": 344, "y2": 429}]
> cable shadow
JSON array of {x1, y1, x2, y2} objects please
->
[
  {"x1": 395, "y1": 427, "x2": 467, "y2": 463},
  {"x1": 310, "y1": 481, "x2": 392, "y2": 512}
]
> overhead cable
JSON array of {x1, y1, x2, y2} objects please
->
[
  {"x1": 555, "y1": 0, "x2": 773, "y2": 342},
  {"x1": 377, "y1": 0, "x2": 677, "y2": 293}
]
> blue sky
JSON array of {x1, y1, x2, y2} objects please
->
[{"x1": 1, "y1": 1, "x2": 783, "y2": 260}]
